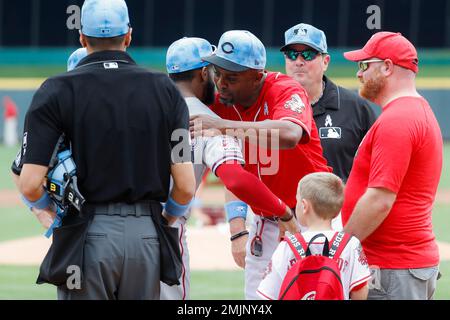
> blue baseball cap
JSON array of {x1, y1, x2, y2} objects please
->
[
  {"x1": 166, "y1": 37, "x2": 215, "y2": 74},
  {"x1": 81, "y1": 0, "x2": 130, "y2": 38},
  {"x1": 202, "y1": 30, "x2": 266, "y2": 72},
  {"x1": 281, "y1": 23, "x2": 328, "y2": 53},
  {"x1": 67, "y1": 48, "x2": 88, "y2": 71}
]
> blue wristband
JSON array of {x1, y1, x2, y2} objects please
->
[
  {"x1": 21, "y1": 191, "x2": 51, "y2": 211},
  {"x1": 224, "y1": 201, "x2": 248, "y2": 222},
  {"x1": 164, "y1": 195, "x2": 192, "y2": 218}
]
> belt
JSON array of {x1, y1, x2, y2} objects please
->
[{"x1": 86, "y1": 201, "x2": 158, "y2": 217}]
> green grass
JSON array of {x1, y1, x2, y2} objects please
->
[
  {"x1": 436, "y1": 261, "x2": 450, "y2": 300},
  {"x1": 0, "y1": 266, "x2": 244, "y2": 300},
  {"x1": 439, "y1": 143, "x2": 450, "y2": 190},
  {"x1": 0, "y1": 206, "x2": 45, "y2": 242},
  {"x1": 0, "y1": 144, "x2": 20, "y2": 190},
  {"x1": 1, "y1": 264, "x2": 449, "y2": 300},
  {"x1": 432, "y1": 203, "x2": 450, "y2": 243}
]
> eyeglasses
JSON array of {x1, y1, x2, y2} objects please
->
[
  {"x1": 358, "y1": 59, "x2": 384, "y2": 72},
  {"x1": 284, "y1": 49, "x2": 321, "y2": 62}
]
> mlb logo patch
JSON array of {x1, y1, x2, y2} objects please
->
[
  {"x1": 319, "y1": 127, "x2": 341, "y2": 139},
  {"x1": 103, "y1": 62, "x2": 119, "y2": 69}
]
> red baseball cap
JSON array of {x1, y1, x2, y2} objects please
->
[{"x1": 344, "y1": 32, "x2": 419, "y2": 73}]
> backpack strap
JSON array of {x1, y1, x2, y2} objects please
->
[
  {"x1": 328, "y1": 232, "x2": 353, "y2": 260},
  {"x1": 306, "y1": 233, "x2": 330, "y2": 257},
  {"x1": 284, "y1": 232, "x2": 308, "y2": 260}
]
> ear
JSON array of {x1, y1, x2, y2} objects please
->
[
  {"x1": 124, "y1": 28, "x2": 133, "y2": 48},
  {"x1": 79, "y1": 32, "x2": 87, "y2": 48},
  {"x1": 301, "y1": 199, "x2": 310, "y2": 214},
  {"x1": 256, "y1": 70, "x2": 265, "y2": 81},
  {"x1": 322, "y1": 54, "x2": 330, "y2": 73},
  {"x1": 200, "y1": 66, "x2": 209, "y2": 82},
  {"x1": 382, "y1": 59, "x2": 395, "y2": 76}
]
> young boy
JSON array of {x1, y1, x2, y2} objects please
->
[{"x1": 256, "y1": 172, "x2": 371, "y2": 300}]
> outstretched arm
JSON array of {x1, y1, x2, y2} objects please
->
[{"x1": 191, "y1": 115, "x2": 303, "y2": 149}]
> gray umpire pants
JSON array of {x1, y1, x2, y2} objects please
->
[{"x1": 57, "y1": 204, "x2": 160, "y2": 300}]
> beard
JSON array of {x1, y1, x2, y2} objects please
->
[
  {"x1": 359, "y1": 72, "x2": 386, "y2": 103},
  {"x1": 218, "y1": 96, "x2": 234, "y2": 106},
  {"x1": 203, "y1": 77, "x2": 216, "y2": 106}
]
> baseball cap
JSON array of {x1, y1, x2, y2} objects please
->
[
  {"x1": 67, "y1": 48, "x2": 88, "y2": 71},
  {"x1": 81, "y1": 0, "x2": 130, "y2": 38},
  {"x1": 280, "y1": 23, "x2": 327, "y2": 53},
  {"x1": 344, "y1": 32, "x2": 419, "y2": 73},
  {"x1": 202, "y1": 30, "x2": 266, "y2": 72},
  {"x1": 166, "y1": 37, "x2": 215, "y2": 74}
]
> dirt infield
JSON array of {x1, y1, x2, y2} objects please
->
[
  {"x1": 1, "y1": 227, "x2": 450, "y2": 268},
  {"x1": 0, "y1": 224, "x2": 240, "y2": 270},
  {"x1": 0, "y1": 189, "x2": 21, "y2": 207}
]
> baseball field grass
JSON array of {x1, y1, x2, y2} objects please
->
[{"x1": 0, "y1": 143, "x2": 449, "y2": 300}]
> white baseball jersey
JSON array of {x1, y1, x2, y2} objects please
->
[
  {"x1": 256, "y1": 230, "x2": 371, "y2": 300},
  {"x1": 245, "y1": 214, "x2": 342, "y2": 300},
  {"x1": 188, "y1": 97, "x2": 244, "y2": 187},
  {"x1": 160, "y1": 96, "x2": 245, "y2": 300}
]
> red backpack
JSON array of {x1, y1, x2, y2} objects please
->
[{"x1": 278, "y1": 231, "x2": 352, "y2": 300}]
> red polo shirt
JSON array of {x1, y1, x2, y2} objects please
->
[
  {"x1": 211, "y1": 72, "x2": 331, "y2": 209},
  {"x1": 342, "y1": 96, "x2": 443, "y2": 268}
]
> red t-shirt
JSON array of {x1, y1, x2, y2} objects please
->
[
  {"x1": 342, "y1": 96, "x2": 443, "y2": 268},
  {"x1": 211, "y1": 72, "x2": 331, "y2": 209}
]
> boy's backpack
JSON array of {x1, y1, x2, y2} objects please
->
[{"x1": 278, "y1": 231, "x2": 352, "y2": 300}]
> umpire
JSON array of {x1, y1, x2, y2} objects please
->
[{"x1": 15, "y1": 0, "x2": 195, "y2": 300}]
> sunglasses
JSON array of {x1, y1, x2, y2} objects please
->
[
  {"x1": 358, "y1": 59, "x2": 384, "y2": 72},
  {"x1": 284, "y1": 49, "x2": 321, "y2": 62}
]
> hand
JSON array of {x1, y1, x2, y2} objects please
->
[
  {"x1": 162, "y1": 210, "x2": 178, "y2": 226},
  {"x1": 189, "y1": 115, "x2": 225, "y2": 139},
  {"x1": 31, "y1": 207, "x2": 57, "y2": 229},
  {"x1": 231, "y1": 233, "x2": 248, "y2": 269},
  {"x1": 278, "y1": 207, "x2": 300, "y2": 241}
]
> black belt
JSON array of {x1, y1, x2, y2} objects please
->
[{"x1": 86, "y1": 201, "x2": 159, "y2": 217}]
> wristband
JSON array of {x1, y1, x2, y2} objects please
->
[
  {"x1": 21, "y1": 191, "x2": 52, "y2": 211},
  {"x1": 164, "y1": 195, "x2": 192, "y2": 218},
  {"x1": 224, "y1": 201, "x2": 248, "y2": 222},
  {"x1": 230, "y1": 230, "x2": 249, "y2": 241},
  {"x1": 279, "y1": 211, "x2": 294, "y2": 222}
]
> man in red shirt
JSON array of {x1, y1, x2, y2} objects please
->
[
  {"x1": 190, "y1": 30, "x2": 331, "y2": 299},
  {"x1": 342, "y1": 32, "x2": 443, "y2": 300}
]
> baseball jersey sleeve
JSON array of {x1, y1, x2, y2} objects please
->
[
  {"x1": 346, "y1": 238, "x2": 371, "y2": 293},
  {"x1": 256, "y1": 242, "x2": 292, "y2": 300},
  {"x1": 269, "y1": 82, "x2": 313, "y2": 144},
  {"x1": 22, "y1": 79, "x2": 63, "y2": 167},
  {"x1": 165, "y1": 77, "x2": 191, "y2": 164},
  {"x1": 203, "y1": 135, "x2": 245, "y2": 175},
  {"x1": 367, "y1": 113, "x2": 414, "y2": 193}
]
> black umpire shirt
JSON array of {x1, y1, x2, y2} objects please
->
[
  {"x1": 313, "y1": 76, "x2": 377, "y2": 182},
  {"x1": 15, "y1": 50, "x2": 190, "y2": 204}
]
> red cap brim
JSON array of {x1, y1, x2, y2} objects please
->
[{"x1": 343, "y1": 49, "x2": 372, "y2": 62}]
